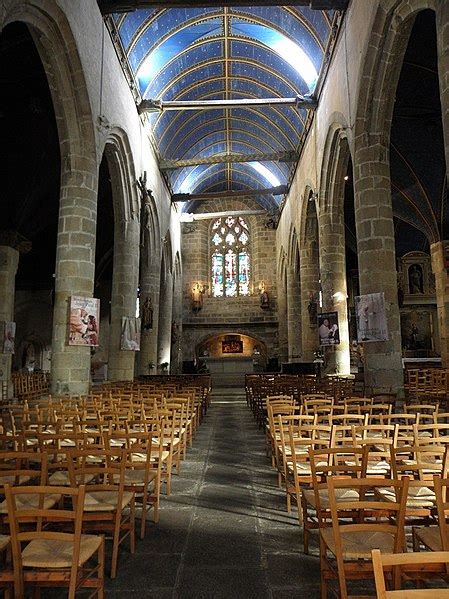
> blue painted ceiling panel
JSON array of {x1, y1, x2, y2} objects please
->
[{"x1": 111, "y1": 6, "x2": 339, "y2": 208}]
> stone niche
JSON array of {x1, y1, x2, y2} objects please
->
[{"x1": 397, "y1": 252, "x2": 439, "y2": 358}]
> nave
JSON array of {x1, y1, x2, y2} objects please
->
[{"x1": 108, "y1": 388, "x2": 317, "y2": 598}]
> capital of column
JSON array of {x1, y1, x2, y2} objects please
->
[{"x1": 0, "y1": 230, "x2": 31, "y2": 256}]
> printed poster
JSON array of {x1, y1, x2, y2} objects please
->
[
  {"x1": 2, "y1": 322, "x2": 16, "y2": 354},
  {"x1": 68, "y1": 296, "x2": 100, "y2": 346},
  {"x1": 355, "y1": 292, "x2": 389, "y2": 343},
  {"x1": 318, "y1": 312, "x2": 340, "y2": 346},
  {"x1": 121, "y1": 317, "x2": 141, "y2": 351}
]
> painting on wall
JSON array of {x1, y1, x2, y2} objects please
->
[
  {"x1": 318, "y1": 311, "x2": 340, "y2": 346},
  {"x1": 121, "y1": 317, "x2": 141, "y2": 351},
  {"x1": 222, "y1": 336, "x2": 243, "y2": 354},
  {"x1": 68, "y1": 296, "x2": 100, "y2": 346},
  {"x1": 400, "y1": 310, "x2": 433, "y2": 351},
  {"x1": 355, "y1": 292, "x2": 389, "y2": 343}
]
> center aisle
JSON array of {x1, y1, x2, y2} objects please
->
[{"x1": 109, "y1": 388, "x2": 321, "y2": 598}]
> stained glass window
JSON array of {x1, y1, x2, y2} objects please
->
[{"x1": 211, "y1": 217, "x2": 251, "y2": 297}]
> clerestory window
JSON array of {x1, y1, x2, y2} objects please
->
[{"x1": 211, "y1": 216, "x2": 250, "y2": 297}]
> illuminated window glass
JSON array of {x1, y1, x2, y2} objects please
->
[{"x1": 211, "y1": 217, "x2": 251, "y2": 297}]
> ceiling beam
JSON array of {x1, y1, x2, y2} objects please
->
[
  {"x1": 160, "y1": 150, "x2": 298, "y2": 170},
  {"x1": 172, "y1": 185, "x2": 287, "y2": 202},
  {"x1": 138, "y1": 96, "x2": 317, "y2": 114},
  {"x1": 180, "y1": 209, "x2": 266, "y2": 222},
  {"x1": 99, "y1": 1, "x2": 348, "y2": 14}
]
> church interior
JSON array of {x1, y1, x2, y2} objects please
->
[{"x1": 1, "y1": 0, "x2": 449, "y2": 597}]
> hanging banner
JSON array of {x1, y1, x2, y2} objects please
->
[
  {"x1": 121, "y1": 317, "x2": 141, "y2": 351},
  {"x1": 355, "y1": 292, "x2": 389, "y2": 342},
  {"x1": 68, "y1": 296, "x2": 100, "y2": 346},
  {"x1": 2, "y1": 322, "x2": 16, "y2": 354},
  {"x1": 318, "y1": 311, "x2": 340, "y2": 346}
]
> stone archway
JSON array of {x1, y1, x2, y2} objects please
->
[
  {"x1": 318, "y1": 126, "x2": 352, "y2": 374},
  {"x1": 103, "y1": 129, "x2": 140, "y2": 381},
  {"x1": 1, "y1": 1, "x2": 98, "y2": 395}
]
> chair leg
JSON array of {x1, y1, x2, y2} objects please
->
[
  {"x1": 110, "y1": 515, "x2": 122, "y2": 579},
  {"x1": 130, "y1": 498, "x2": 136, "y2": 555},
  {"x1": 301, "y1": 496, "x2": 309, "y2": 555},
  {"x1": 140, "y1": 490, "x2": 148, "y2": 540},
  {"x1": 98, "y1": 536, "x2": 105, "y2": 599}
]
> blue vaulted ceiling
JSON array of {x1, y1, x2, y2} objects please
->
[{"x1": 110, "y1": 6, "x2": 340, "y2": 211}]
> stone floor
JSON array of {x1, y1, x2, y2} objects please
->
[{"x1": 107, "y1": 388, "x2": 322, "y2": 598}]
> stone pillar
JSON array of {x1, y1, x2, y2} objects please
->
[
  {"x1": 137, "y1": 257, "x2": 161, "y2": 376},
  {"x1": 0, "y1": 246, "x2": 19, "y2": 398},
  {"x1": 353, "y1": 141, "x2": 403, "y2": 394},
  {"x1": 300, "y1": 240, "x2": 321, "y2": 362},
  {"x1": 108, "y1": 218, "x2": 140, "y2": 381},
  {"x1": 286, "y1": 265, "x2": 302, "y2": 361},
  {"x1": 277, "y1": 272, "x2": 288, "y2": 364},
  {"x1": 51, "y1": 158, "x2": 98, "y2": 395},
  {"x1": 157, "y1": 272, "x2": 173, "y2": 371},
  {"x1": 436, "y1": 1, "x2": 449, "y2": 179},
  {"x1": 171, "y1": 274, "x2": 183, "y2": 374},
  {"x1": 319, "y1": 213, "x2": 351, "y2": 375},
  {"x1": 431, "y1": 241, "x2": 449, "y2": 367}
]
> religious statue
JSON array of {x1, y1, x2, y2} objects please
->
[
  {"x1": 142, "y1": 296, "x2": 153, "y2": 330},
  {"x1": 171, "y1": 321, "x2": 179, "y2": 344},
  {"x1": 259, "y1": 282, "x2": 270, "y2": 310},
  {"x1": 191, "y1": 283, "x2": 205, "y2": 312},
  {"x1": 409, "y1": 264, "x2": 424, "y2": 294},
  {"x1": 307, "y1": 294, "x2": 318, "y2": 325}
]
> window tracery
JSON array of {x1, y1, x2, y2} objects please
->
[{"x1": 211, "y1": 216, "x2": 250, "y2": 297}]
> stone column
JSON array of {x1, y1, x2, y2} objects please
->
[
  {"x1": 51, "y1": 157, "x2": 98, "y2": 395},
  {"x1": 277, "y1": 272, "x2": 288, "y2": 364},
  {"x1": 137, "y1": 257, "x2": 161, "y2": 376},
  {"x1": 319, "y1": 213, "x2": 351, "y2": 374},
  {"x1": 0, "y1": 245, "x2": 19, "y2": 398},
  {"x1": 170, "y1": 274, "x2": 183, "y2": 374},
  {"x1": 157, "y1": 272, "x2": 173, "y2": 371},
  {"x1": 353, "y1": 141, "x2": 403, "y2": 394},
  {"x1": 286, "y1": 265, "x2": 302, "y2": 361},
  {"x1": 300, "y1": 240, "x2": 321, "y2": 362},
  {"x1": 108, "y1": 218, "x2": 140, "y2": 381},
  {"x1": 436, "y1": 1, "x2": 449, "y2": 179},
  {"x1": 431, "y1": 241, "x2": 449, "y2": 367}
]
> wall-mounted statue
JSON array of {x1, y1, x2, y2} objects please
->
[
  {"x1": 141, "y1": 296, "x2": 153, "y2": 330},
  {"x1": 307, "y1": 294, "x2": 318, "y2": 325},
  {"x1": 408, "y1": 264, "x2": 423, "y2": 294}
]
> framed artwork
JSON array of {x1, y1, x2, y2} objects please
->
[
  {"x1": 68, "y1": 296, "x2": 100, "y2": 346},
  {"x1": 2, "y1": 322, "x2": 16, "y2": 354},
  {"x1": 222, "y1": 337, "x2": 243, "y2": 354},
  {"x1": 355, "y1": 292, "x2": 388, "y2": 343},
  {"x1": 318, "y1": 312, "x2": 340, "y2": 346},
  {"x1": 400, "y1": 310, "x2": 433, "y2": 351},
  {"x1": 121, "y1": 317, "x2": 141, "y2": 351}
]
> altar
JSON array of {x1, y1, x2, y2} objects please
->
[{"x1": 202, "y1": 356, "x2": 254, "y2": 387}]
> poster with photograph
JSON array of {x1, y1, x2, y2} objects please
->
[
  {"x1": 68, "y1": 296, "x2": 100, "y2": 346},
  {"x1": 318, "y1": 312, "x2": 340, "y2": 346},
  {"x1": 2, "y1": 322, "x2": 16, "y2": 354},
  {"x1": 355, "y1": 292, "x2": 388, "y2": 343},
  {"x1": 121, "y1": 317, "x2": 141, "y2": 351}
]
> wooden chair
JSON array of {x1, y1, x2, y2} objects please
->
[
  {"x1": 5, "y1": 484, "x2": 104, "y2": 598},
  {"x1": 413, "y1": 475, "x2": 449, "y2": 553},
  {"x1": 301, "y1": 445, "x2": 368, "y2": 555},
  {"x1": 320, "y1": 476, "x2": 409, "y2": 598},
  {"x1": 372, "y1": 549, "x2": 449, "y2": 597},
  {"x1": 285, "y1": 423, "x2": 331, "y2": 523},
  {"x1": 104, "y1": 429, "x2": 164, "y2": 538},
  {"x1": 67, "y1": 447, "x2": 135, "y2": 578}
]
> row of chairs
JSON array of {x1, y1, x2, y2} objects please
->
[
  {"x1": 10, "y1": 372, "x2": 50, "y2": 403},
  {"x1": 0, "y1": 377, "x2": 211, "y2": 596},
  {"x1": 260, "y1": 394, "x2": 449, "y2": 596}
]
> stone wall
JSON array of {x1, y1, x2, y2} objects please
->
[{"x1": 181, "y1": 199, "x2": 278, "y2": 364}]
